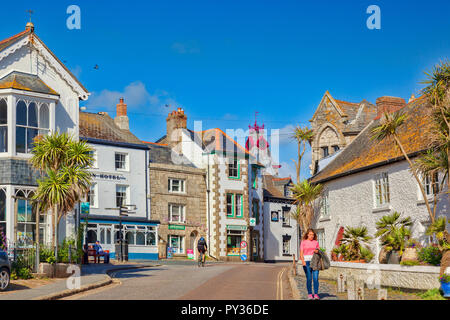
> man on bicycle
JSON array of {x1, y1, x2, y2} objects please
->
[{"x1": 197, "y1": 236, "x2": 207, "y2": 264}]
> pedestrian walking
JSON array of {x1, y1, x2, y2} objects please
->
[{"x1": 300, "y1": 229, "x2": 320, "y2": 300}]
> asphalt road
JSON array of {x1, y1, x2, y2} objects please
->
[{"x1": 64, "y1": 262, "x2": 293, "y2": 300}]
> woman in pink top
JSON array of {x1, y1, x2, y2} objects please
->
[{"x1": 300, "y1": 228, "x2": 320, "y2": 300}]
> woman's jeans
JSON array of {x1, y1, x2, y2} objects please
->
[{"x1": 302, "y1": 261, "x2": 319, "y2": 295}]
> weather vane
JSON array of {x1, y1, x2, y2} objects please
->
[{"x1": 26, "y1": 10, "x2": 34, "y2": 23}]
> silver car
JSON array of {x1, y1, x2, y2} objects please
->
[{"x1": 0, "y1": 250, "x2": 10, "y2": 291}]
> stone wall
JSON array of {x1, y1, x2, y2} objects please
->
[
  {"x1": 298, "y1": 262, "x2": 441, "y2": 290},
  {"x1": 149, "y1": 163, "x2": 207, "y2": 258}
]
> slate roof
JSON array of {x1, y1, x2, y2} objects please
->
[
  {"x1": 0, "y1": 71, "x2": 59, "y2": 96},
  {"x1": 144, "y1": 142, "x2": 196, "y2": 167},
  {"x1": 79, "y1": 111, "x2": 144, "y2": 145},
  {"x1": 263, "y1": 174, "x2": 294, "y2": 200},
  {"x1": 310, "y1": 95, "x2": 433, "y2": 184}
]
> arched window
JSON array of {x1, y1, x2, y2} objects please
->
[
  {"x1": 126, "y1": 231, "x2": 135, "y2": 245},
  {"x1": 0, "y1": 99, "x2": 7, "y2": 153},
  {"x1": 16, "y1": 101, "x2": 50, "y2": 154},
  {"x1": 136, "y1": 232, "x2": 145, "y2": 245}
]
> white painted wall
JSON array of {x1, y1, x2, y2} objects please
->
[
  {"x1": 314, "y1": 160, "x2": 449, "y2": 259},
  {"x1": 263, "y1": 201, "x2": 298, "y2": 261}
]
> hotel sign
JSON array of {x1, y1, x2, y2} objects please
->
[
  {"x1": 226, "y1": 225, "x2": 247, "y2": 231},
  {"x1": 92, "y1": 172, "x2": 126, "y2": 182}
]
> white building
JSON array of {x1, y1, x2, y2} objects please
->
[
  {"x1": 79, "y1": 99, "x2": 159, "y2": 260},
  {"x1": 0, "y1": 23, "x2": 89, "y2": 249},
  {"x1": 262, "y1": 175, "x2": 299, "y2": 262},
  {"x1": 310, "y1": 96, "x2": 449, "y2": 259}
]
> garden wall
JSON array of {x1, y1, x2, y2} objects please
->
[{"x1": 298, "y1": 261, "x2": 441, "y2": 290}]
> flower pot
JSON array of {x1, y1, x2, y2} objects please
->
[
  {"x1": 38, "y1": 263, "x2": 55, "y2": 278},
  {"x1": 441, "y1": 281, "x2": 450, "y2": 298},
  {"x1": 378, "y1": 247, "x2": 388, "y2": 264},
  {"x1": 401, "y1": 248, "x2": 418, "y2": 263},
  {"x1": 387, "y1": 251, "x2": 401, "y2": 264}
]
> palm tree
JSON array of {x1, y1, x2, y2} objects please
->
[
  {"x1": 30, "y1": 132, "x2": 93, "y2": 257},
  {"x1": 290, "y1": 180, "x2": 323, "y2": 232},
  {"x1": 421, "y1": 61, "x2": 450, "y2": 201},
  {"x1": 426, "y1": 217, "x2": 449, "y2": 252},
  {"x1": 340, "y1": 226, "x2": 372, "y2": 261},
  {"x1": 375, "y1": 211, "x2": 413, "y2": 240},
  {"x1": 371, "y1": 111, "x2": 434, "y2": 223},
  {"x1": 383, "y1": 226, "x2": 411, "y2": 257},
  {"x1": 291, "y1": 126, "x2": 314, "y2": 183}
]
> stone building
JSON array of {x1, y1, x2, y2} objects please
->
[
  {"x1": 155, "y1": 109, "x2": 265, "y2": 262},
  {"x1": 309, "y1": 95, "x2": 449, "y2": 259},
  {"x1": 309, "y1": 91, "x2": 377, "y2": 175},
  {"x1": 0, "y1": 23, "x2": 89, "y2": 249},
  {"x1": 145, "y1": 141, "x2": 207, "y2": 260}
]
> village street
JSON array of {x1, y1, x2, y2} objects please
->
[{"x1": 62, "y1": 262, "x2": 293, "y2": 300}]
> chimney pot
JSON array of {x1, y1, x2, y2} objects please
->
[{"x1": 114, "y1": 98, "x2": 129, "y2": 130}]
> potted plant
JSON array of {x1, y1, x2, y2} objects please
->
[
  {"x1": 332, "y1": 244, "x2": 348, "y2": 262},
  {"x1": 440, "y1": 274, "x2": 450, "y2": 298},
  {"x1": 375, "y1": 212, "x2": 412, "y2": 264},
  {"x1": 401, "y1": 238, "x2": 421, "y2": 263},
  {"x1": 340, "y1": 226, "x2": 372, "y2": 263}
]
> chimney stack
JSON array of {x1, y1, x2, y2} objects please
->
[
  {"x1": 114, "y1": 98, "x2": 129, "y2": 130},
  {"x1": 166, "y1": 108, "x2": 187, "y2": 151},
  {"x1": 375, "y1": 96, "x2": 406, "y2": 119}
]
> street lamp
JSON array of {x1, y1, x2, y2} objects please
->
[{"x1": 106, "y1": 204, "x2": 136, "y2": 262}]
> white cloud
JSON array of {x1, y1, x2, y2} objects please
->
[
  {"x1": 86, "y1": 82, "x2": 180, "y2": 114},
  {"x1": 278, "y1": 161, "x2": 297, "y2": 180},
  {"x1": 171, "y1": 41, "x2": 200, "y2": 54},
  {"x1": 278, "y1": 124, "x2": 295, "y2": 145}
]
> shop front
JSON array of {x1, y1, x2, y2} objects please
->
[
  {"x1": 226, "y1": 225, "x2": 248, "y2": 260},
  {"x1": 81, "y1": 215, "x2": 159, "y2": 260}
]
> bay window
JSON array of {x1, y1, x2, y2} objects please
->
[
  {"x1": 16, "y1": 100, "x2": 50, "y2": 154},
  {"x1": 0, "y1": 98, "x2": 7, "y2": 153}
]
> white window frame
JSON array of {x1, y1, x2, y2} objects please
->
[
  {"x1": 169, "y1": 204, "x2": 185, "y2": 223},
  {"x1": 320, "y1": 191, "x2": 330, "y2": 218},
  {"x1": 422, "y1": 172, "x2": 440, "y2": 198},
  {"x1": 282, "y1": 237, "x2": 290, "y2": 255},
  {"x1": 88, "y1": 183, "x2": 98, "y2": 208},
  {"x1": 168, "y1": 178, "x2": 185, "y2": 193},
  {"x1": 115, "y1": 185, "x2": 129, "y2": 208},
  {"x1": 317, "y1": 229, "x2": 325, "y2": 250},
  {"x1": 115, "y1": 152, "x2": 128, "y2": 171},
  {"x1": 374, "y1": 172, "x2": 390, "y2": 208}
]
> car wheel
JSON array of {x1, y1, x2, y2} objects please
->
[{"x1": 0, "y1": 267, "x2": 10, "y2": 291}]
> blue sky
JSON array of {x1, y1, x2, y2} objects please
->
[{"x1": 2, "y1": 0, "x2": 450, "y2": 180}]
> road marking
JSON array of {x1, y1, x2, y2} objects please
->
[{"x1": 276, "y1": 268, "x2": 285, "y2": 300}]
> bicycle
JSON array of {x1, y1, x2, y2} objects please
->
[{"x1": 198, "y1": 250, "x2": 206, "y2": 267}]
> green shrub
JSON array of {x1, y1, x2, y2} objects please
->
[
  {"x1": 418, "y1": 288, "x2": 445, "y2": 300},
  {"x1": 418, "y1": 246, "x2": 442, "y2": 266},
  {"x1": 57, "y1": 238, "x2": 80, "y2": 263},
  {"x1": 360, "y1": 246, "x2": 375, "y2": 262},
  {"x1": 11, "y1": 257, "x2": 34, "y2": 280},
  {"x1": 39, "y1": 246, "x2": 56, "y2": 264}
]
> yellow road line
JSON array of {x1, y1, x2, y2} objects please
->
[{"x1": 276, "y1": 268, "x2": 285, "y2": 300}]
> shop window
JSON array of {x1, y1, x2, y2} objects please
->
[
  {"x1": 0, "y1": 99, "x2": 7, "y2": 153},
  {"x1": 226, "y1": 230, "x2": 242, "y2": 256},
  {"x1": 169, "y1": 235, "x2": 184, "y2": 254}
]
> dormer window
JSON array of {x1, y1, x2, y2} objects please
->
[{"x1": 15, "y1": 100, "x2": 50, "y2": 154}]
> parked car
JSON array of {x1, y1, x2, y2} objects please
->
[{"x1": 0, "y1": 250, "x2": 11, "y2": 291}]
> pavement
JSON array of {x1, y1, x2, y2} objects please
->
[{"x1": 1, "y1": 261, "x2": 158, "y2": 300}]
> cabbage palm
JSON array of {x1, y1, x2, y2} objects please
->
[
  {"x1": 371, "y1": 111, "x2": 434, "y2": 223},
  {"x1": 30, "y1": 132, "x2": 93, "y2": 256},
  {"x1": 383, "y1": 226, "x2": 411, "y2": 256},
  {"x1": 421, "y1": 61, "x2": 450, "y2": 201},
  {"x1": 291, "y1": 180, "x2": 323, "y2": 232},
  {"x1": 375, "y1": 211, "x2": 413, "y2": 240},
  {"x1": 291, "y1": 126, "x2": 314, "y2": 182}
]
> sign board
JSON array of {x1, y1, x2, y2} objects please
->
[
  {"x1": 187, "y1": 249, "x2": 194, "y2": 260},
  {"x1": 168, "y1": 224, "x2": 186, "y2": 230},
  {"x1": 167, "y1": 247, "x2": 173, "y2": 259},
  {"x1": 240, "y1": 241, "x2": 248, "y2": 261},
  {"x1": 226, "y1": 225, "x2": 247, "y2": 231},
  {"x1": 249, "y1": 218, "x2": 256, "y2": 226},
  {"x1": 80, "y1": 202, "x2": 90, "y2": 215}
]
